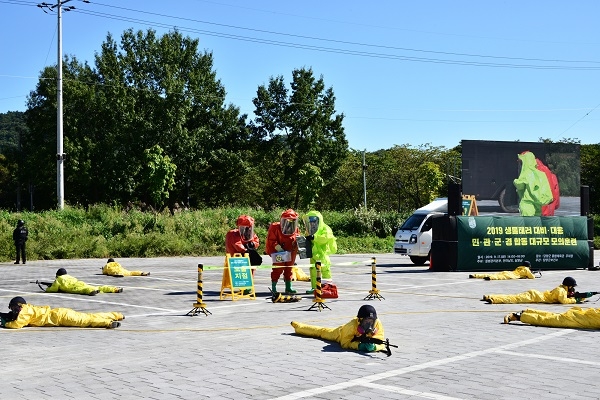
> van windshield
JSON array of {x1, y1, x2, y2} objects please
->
[{"x1": 399, "y1": 214, "x2": 427, "y2": 230}]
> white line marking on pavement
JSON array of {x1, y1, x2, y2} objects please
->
[
  {"x1": 270, "y1": 330, "x2": 571, "y2": 400},
  {"x1": 361, "y1": 382, "x2": 466, "y2": 400},
  {"x1": 494, "y1": 349, "x2": 600, "y2": 366}
]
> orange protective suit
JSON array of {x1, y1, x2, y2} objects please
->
[
  {"x1": 4, "y1": 303, "x2": 123, "y2": 329},
  {"x1": 266, "y1": 210, "x2": 299, "y2": 282}
]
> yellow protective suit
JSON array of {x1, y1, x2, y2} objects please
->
[
  {"x1": 520, "y1": 307, "x2": 600, "y2": 329},
  {"x1": 291, "y1": 317, "x2": 386, "y2": 351},
  {"x1": 4, "y1": 303, "x2": 123, "y2": 329},
  {"x1": 46, "y1": 274, "x2": 120, "y2": 295},
  {"x1": 487, "y1": 284, "x2": 577, "y2": 304},
  {"x1": 291, "y1": 267, "x2": 310, "y2": 281},
  {"x1": 471, "y1": 266, "x2": 535, "y2": 280},
  {"x1": 102, "y1": 261, "x2": 146, "y2": 277}
]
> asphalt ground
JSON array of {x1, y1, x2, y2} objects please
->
[{"x1": 2, "y1": 251, "x2": 600, "y2": 400}]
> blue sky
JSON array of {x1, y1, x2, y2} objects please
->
[{"x1": 1, "y1": 0, "x2": 599, "y2": 152}]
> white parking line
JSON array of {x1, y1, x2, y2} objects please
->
[
  {"x1": 494, "y1": 349, "x2": 600, "y2": 366},
  {"x1": 270, "y1": 330, "x2": 571, "y2": 400},
  {"x1": 361, "y1": 382, "x2": 466, "y2": 400}
]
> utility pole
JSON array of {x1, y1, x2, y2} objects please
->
[
  {"x1": 38, "y1": 0, "x2": 87, "y2": 209},
  {"x1": 362, "y1": 149, "x2": 367, "y2": 210}
]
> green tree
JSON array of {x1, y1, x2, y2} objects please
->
[
  {"x1": 581, "y1": 143, "x2": 600, "y2": 213},
  {"x1": 251, "y1": 68, "x2": 348, "y2": 209},
  {"x1": 141, "y1": 144, "x2": 177, "y2": 208},
  {"x1": 23, "y1": 29, "x2": 250, "y2": 210}
]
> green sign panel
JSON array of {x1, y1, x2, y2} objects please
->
[
  {"x1": 228, "y1": 257, "x2": 253, "y2": 288},
  {"x1": 457, "y1": 216, "x2": 589, "y2": 271}
]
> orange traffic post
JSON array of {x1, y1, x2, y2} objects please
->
[
  {"x1": 364, "y1": 257, "x2": 385, "y2": 300},
  {"x1": 308, "y1": 261, "x2": 331, "y2": 311},
  {"x1": 187, "y1": 264, "x2": 212, "y2": 316}
]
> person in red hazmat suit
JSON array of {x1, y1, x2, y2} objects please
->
[
  {"x1": 504, "y1": 306, "x2": 600, "y2": 327},
  {"x1": 102, "y1": 258, "x2": 150, "y2": 277},
  {"x1": 291, "y1": 305, "x2": 386, "y2": 352},
  {"x1": 225, "y1": 214, "x2": 262, "y2": 268},
  {"x1": 302, "y1": 210, "x2": 337, "y2": 294},
  {"x1": 46, "y1": 268, "x2": 123, "y2": 295},
  {"x1": 0, "y1": 297, "x2": 123, "y2": 329},
  {"x1": 266, "y1": 209, "x2": 299, "y2": 294},
  {"x1": 483, "y1": 277, "x2": 595, "y2": 304},
  {"x1": 513, "y1": 151, "x2": 553, "y2": 216},
  {"x1": 469, "y1": 261, "x2": 536, "y2": 280}
]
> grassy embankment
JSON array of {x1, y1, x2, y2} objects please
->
[{"x1": 0, "y1": 206, "x2": 403, "y2": 262}]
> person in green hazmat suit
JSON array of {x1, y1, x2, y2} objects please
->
[
  {"x1": 0, "y1": 296, "x2": 123, "y2": 329},
  {"x1": 483, "y1": 277, "x2": 595, "y2": 304},
  {"x1": 302, "y1": 211, "x2": 337, "y2": 294},
  {"x1": 102, "y1": 258, "x2": 150, "y2": 277},
  {"x1": 469, "y1": 261, "x2": 536, "y2": 280},
  {"x1": 513, "y1": 150, "x2": 553, "y2": 216},
  {"x1": 46, "y1": 268, "x2": 123, "y2": 295},
  {"x1": 504, "y1": 307, "x2": 600, "y2": 328},
  {"x1": 291, "y1": 305, "x2": 386, "y2": 352}
]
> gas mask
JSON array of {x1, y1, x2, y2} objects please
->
[
  {"x1": 238, "y1": 225, "x2": 253, "y2": 241},
  {"x1": 306, "y1": 216, "x2": 319, "y2": 236},
  {"x1": 280, "y1": 218, "x2": 298, "y2": 235},
  {"x1": 358, "y1": 317, "x2": 377, "y2": 335}
]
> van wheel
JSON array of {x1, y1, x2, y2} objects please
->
[{"x1": 409, "y1": 255, "x2": 429, "y2": 266}]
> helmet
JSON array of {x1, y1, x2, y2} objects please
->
[
  {"x1": 236, "y1": 215, "x2": 255, "y2": 241},
  {"x1": 107, "y1": 258, "x2": 115, "y2": 263},
  {"x1": 9, "y1": 296, "x2": 26, "y2": 312},
  {"x1": 17, "y1": 220, "x2": 24, "y2": 227},
  {"x1": 280, "y1": 209, "x2": 299, "y2": 236},
  {"x1": 357, "y1": 304, "x2": 377, "y2": 319},
  {"x1": 522, "y1": 261, "x2": 531, "y2": 267},
  {"x1": 562, "y1": 276, "x2": 577, "y2": 287},
  {"x1": 56, "y1": 268, "x2": 68, "y2": 276}
]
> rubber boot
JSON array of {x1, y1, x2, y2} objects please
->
[
  {"x1": 306, "y1": 266, "x2": 317, "y2": 294},
  {"x1": 271, "y1": 281, "x2": 278, "y2": 294},
  {"x1": 284, "y1": 280, "x2": 296, "y2": 294}
]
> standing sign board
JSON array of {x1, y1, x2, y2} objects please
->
[{"x1": 220, "y1": 254, "x2": 256, "y2": 300}]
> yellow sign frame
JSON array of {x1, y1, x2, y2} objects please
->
[{"x1": 220, "y1": 253, "x2": 256, "y2": 301}]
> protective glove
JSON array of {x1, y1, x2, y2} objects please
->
[
  {"x1": 306, "y1": 235, "x2": 314, "y2": 241},
  {"x1": 245, "y1": 241, "x2": 256, "y2": 250},
  {"x1": 576, "y1": 297, "x2": 584, "y2": 304},
  {"x1": 275, "y1": 245, "x2": 283, "y2": 252},
  {"x1": 358, "y1": 343, "x2": 376, "y2": 352},
  {"x1": 0, "y1": 316, "x2": 5, "y2": 327}
]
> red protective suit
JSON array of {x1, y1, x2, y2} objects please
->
[
  {"x1": 266, "y1": 210, "x2": 299, "y2": 282},
  {"x1": 225, "y1": 215, "x2": 261, "y2": 270}
]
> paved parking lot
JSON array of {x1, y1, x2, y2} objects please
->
[{"x1": 1, "y1": 252, "x2": 600, "y2": 399}]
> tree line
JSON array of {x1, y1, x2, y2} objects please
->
[{"x1": 0, "y1": 28, "x2": 598, "y2": 214}]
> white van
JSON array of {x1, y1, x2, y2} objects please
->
[{"x1": 394, "y1": 198, "x2": 448, "y2": 265}]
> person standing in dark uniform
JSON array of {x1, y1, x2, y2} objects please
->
[{"x1": 13, "y1": 220, "x2": 28, "y2": 265}]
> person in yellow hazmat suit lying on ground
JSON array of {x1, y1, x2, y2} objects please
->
[
  {"x1": 0, "y1": 296, "x2": 124, "y2": 329},
  {"x1": 469, "y1": 261, "x2": 537, "y2": 280},
  {"x1": 102, "y1": 258, "x2": 150, "y2": 277},
  {"x1": 504, "y1": 306, "x2": 600, "y2": 328},
  {"x1": 46, "y1": 268, "x2": 123, "y2": 295},
  {"x1": 291, "y1": 305, "x2": 387, "y2": 353},
  {"x1": 483, "y1": 277, "x2": 597, "y2": 304}
]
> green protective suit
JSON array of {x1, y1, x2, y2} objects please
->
[
  {"x1": 513, "y1": 151, "x2": 553, "y2": 216},
  {"x1": 471, "y1": 266, "x2": 535, "y2": 280},
  {"x1": 303, "y1": 211, "x2": 337, "y2": 289},
  {"x1": 291, "y1": 317, "x2": 386, "y2": 352},
  {"x1": 487, "y1": 284, "x2": 577, "y2": 304},
  {"x1": 46, "y1": 274, "x2": 119, "y2": 295},
  {"x1": 4, "y1": 303, "x2": 123, "y2": 329},
  {"x1": 103, "y1": 261, "x2": 145, "y2": 277},
  {"x1": 520, "y1": 307, "x2": 600, "y2": 329}
]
